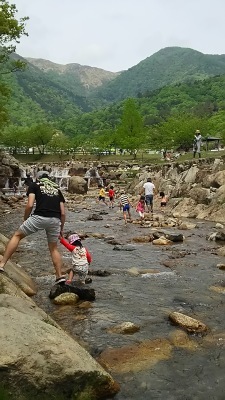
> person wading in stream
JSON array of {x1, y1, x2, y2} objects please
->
[
  {"x1": 141, "y1": 177, "x2": 155, "y2": 214},
  {"x1": 0, "y1": 171, "x2": 66, "y2": 284}
]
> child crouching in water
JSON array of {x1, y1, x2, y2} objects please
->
[
  {"x1": 136, "y1": 195, "x2": 145, "y2": 221},
  {"x1": 60, "y1": 233, "x2": 92, "y2": 284}
]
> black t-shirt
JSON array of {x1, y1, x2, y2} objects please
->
[{"x1": 27, "y1": 181, "x2": 65, "y2": 219}]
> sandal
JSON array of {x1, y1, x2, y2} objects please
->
[{"x1": 0, "y1": 267, "x2": 5, "y2": 273}]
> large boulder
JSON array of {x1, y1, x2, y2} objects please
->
[
  {"x1": 208, "y1": 169, "x2": 225, "y2": 188},
  {"x1": 69, "y1": 163, "x2": 85, "y2": 176},
  {"x1": 188, "y1": 186, "x2": 211, "y2": 205},
  {"x1": 68, "y1": 176, "x2": 88, "y2": 194},
  {"x1": 0, "y1": 256, "x2": 37, "y2": 296},
  {"x1": 0, "y1": 152, "x2": 22, "y2": 189},
  {"x1": 0, "y1": 294, "x2": 119, "y2": 399}
]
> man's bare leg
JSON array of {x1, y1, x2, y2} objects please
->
[{"x1": 48, "y1": 242, "x2": 64, "y2": 279}]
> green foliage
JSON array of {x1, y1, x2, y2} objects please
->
[
  {"x1": 149, "y1": 115, "x2": 208, "y2": 151},
  {"x1": 0, "y1": 0, "x2": 28, "y2": 130},
  {"x1": 47, "y1": 131, "x2": 70, "y2": 154},
  {"x1": 0, "y1": 0, "x2": 28, "y2": 71},
  {"x1": 116, "y1": 98, "x2": 144, "y2": 156},
  {"x1": 28, "y1": 123, "x2": 55, "y2": 154},
  {"x1": 0, "y1": 124, "x2": 28, "y2": 153}
]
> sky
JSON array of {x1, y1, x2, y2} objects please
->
[{"x1": 12, "y1": 0, "x2": 225, "y2": 72}]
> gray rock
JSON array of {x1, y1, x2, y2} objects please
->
[
  {"x1": 87, "y1": 213, "x2": 103, "y2": 221},
  {"x1": 68, "y1": 176, "x2": 88, "y2": 194},
  {"x1": 113, "y1": 244, "x2": 136, "y2": 251}
]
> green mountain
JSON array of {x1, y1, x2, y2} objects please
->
[
  {"x1": 3, "y1": 55, "x2": 94, "y2": 126},
  {"x1": 89, "y1": 47, "x2": 225, "y2": 104},
  {"x1": 3, "y1": 46, "x2": 225, "y2": 128}
]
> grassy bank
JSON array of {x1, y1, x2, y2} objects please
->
[{"x1": 14, "y1": 150, "x2": 225, "y2": 165}]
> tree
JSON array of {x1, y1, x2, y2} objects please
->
[
  {"x1": 116, "y1": 98, "x2": 144, "y2": 158},
  {"x1": 87, "y1": 129, "x2": 114, "y2": 159},
  {"x1": 0, "y1": 124, "x2": 26, "y2": 153},
  {"x1": 151, "y1": 115, "x2": 209, "y2": 152},
  {"x1": 0, "y1": 0, "x2": 28, "y2": 72},
  {"x1": 29, "y1": 124, "x2": 55, "y2": 154},
  {"x1": 47, "y1": 131, "x2": 70, "y2": 155},
  {"x1": 0, "y1": 1, "x2": 28, "y2": 129}
]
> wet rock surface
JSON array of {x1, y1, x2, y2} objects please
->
[{"x1": 1, "y1": 194, "x2": 225, "y2": 400}]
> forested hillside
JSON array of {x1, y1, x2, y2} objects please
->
[
  {"x1": 90, "y1": 47, "x2": 225, "y2": 105},
  {"x1": 2, "y1": 44, "x2": 225, "y2": 154},
  {"x1": 4, "y1": 47, "x2": 225, "y2": 127},
  {"x1": 3, "y1": 56, "x2": 92, "y2": 126},
  {"x1": 60, "y1": 73, "x2": 225, "y2": 136}
]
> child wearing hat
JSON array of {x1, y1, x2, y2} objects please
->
[{"x1": 60, "y1": 233, "x2": 92, "y2": 284}]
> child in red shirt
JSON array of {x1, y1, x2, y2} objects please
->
[
  {"x1": 108, "y1": 186, "x2": 115, "y2": 208},
  {"x1": 60, "y1": 233, "x2": 92, "y2": 284}
]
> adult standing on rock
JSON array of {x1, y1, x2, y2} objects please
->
[
  {"x1": 141, "y1": 177, "x2": 155, "y2": 213},
  {"x1": 193, "y1": 130, "x2": 202, "y2": 158},
  {"x1": 0, "y1": 171, "x2": 66, "y2": 284}
]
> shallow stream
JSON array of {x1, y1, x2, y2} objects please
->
[{"x1": 2, "y1": 199, "x2": 225, "y2": 400}]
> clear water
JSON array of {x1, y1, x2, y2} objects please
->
[{"x1": 2, "y1": 204, "x2": 225, "y2": 400}]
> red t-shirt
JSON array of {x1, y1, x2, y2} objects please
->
[{"x1": 108, "y1": 189, "x2": 115, "y2": 198}]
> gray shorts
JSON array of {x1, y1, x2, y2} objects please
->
[{"x1": 18, "y1": 215, "x2": 61, "y2": 243}]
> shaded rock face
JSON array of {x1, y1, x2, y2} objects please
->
[
  {"x1": 69, "y1": 163, "x2": 86, "y2": 177},
  {"x1": 0, "y1": 152, "x2": 22, "y2": 189}
]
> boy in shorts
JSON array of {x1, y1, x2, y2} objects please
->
[{"x1": 119, "y1": 190, "x2": 133, "y2": 224}]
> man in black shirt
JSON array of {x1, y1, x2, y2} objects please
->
[
  {"x1": 23, "y1": 174, "x2": 33, "y2": 191},
  {"x1": 0, "y1": 171, "x2": 66, "y2": 284}
]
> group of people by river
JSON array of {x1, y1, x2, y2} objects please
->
[
  {"x1": 98, "y1": 178, "x2": 168, "y2": 225},
  {"x1": 0, "y1": 168, "x2": 169, "y2": 287}
]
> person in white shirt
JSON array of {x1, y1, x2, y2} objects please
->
[
  {"x1": 193, "y1": 130, "x2": 202, "y2": 158},
  {"x1": 142, "y1": 178, "x2": 155, "y2": 213}
]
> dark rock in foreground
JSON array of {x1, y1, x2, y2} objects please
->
[
  {"x1": 87, "y1": 213, "x2": 104, "y2": 221},
  {"x1": 49, "y1": 283, "x2": 96, "y2": 301},
  {"x1": 89, "y1": 269, "x2": 111, "y2": 277}
]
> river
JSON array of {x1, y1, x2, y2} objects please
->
[{"x1": 1, "y1": 196, "x2": 225, "y2": 400}]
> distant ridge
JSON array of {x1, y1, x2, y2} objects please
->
[
  {"x1": 89, "y1": 46, "x2": 225, "y2": 104},
  {"x1": 4, "y1": 46, "x2": 225, "y2": 126},
  {"x1": 26, "y1": 57, "x2": 120, "y2": 90}
]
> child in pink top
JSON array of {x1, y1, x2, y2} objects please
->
[
  {"x1": 60, "y1": 233, "x2": 92, "y2": 284},
  {"x1": 136, "y1": 195, "x2": 145, "y2": 221}
]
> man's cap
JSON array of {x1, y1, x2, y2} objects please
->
[
  {"x1": 36, "y1": 170, "x2": 50, "y2": 179},
  {"x1": 195, "y1": 130, "x2": 200, "y2": 133},
  {"x1": 68, "y1": 234, "x2": 81, "y2": 244}
]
